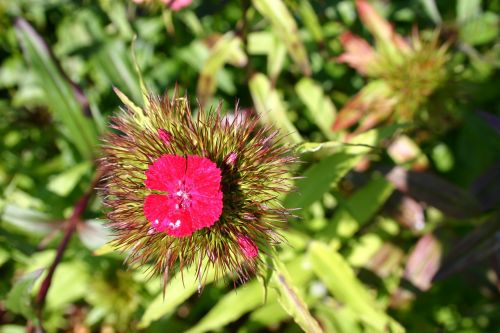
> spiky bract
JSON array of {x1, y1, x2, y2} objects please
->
[{"x1": 100, "y1": 91, "x2": 295, "y2": 285}]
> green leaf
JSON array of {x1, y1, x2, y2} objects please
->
[
  {"x1": 314, "y1": 303, "x2": 362, "y2": 333},
  {"x1": 295, "y1": 141, "x2": 344, "y2": 154},
  {"x1": 241, "y1": 301, "x2": 289, "y2": 333},
  {"x1": 249, "y1": 73, "x2": 302, "y2": 144},
  {"x1": 343, "y1": 177, "x2": 393, "y2": 226},
  {"x1": 5, "y1": 269, "x2": 43, "y2": 321},
  {"x1": 47, "y1": 261, "x2": 89, "y2": 310},
  {"x1": 247, "y1": 32, "x2": 287, "y2": 80},
  {"x1": 0, "y1": 325, "x2": 26, "y2": 333},
  {"x1": 323, "y1": 177, "x2": 393, "y2": 240},
  {"x1": 295, "y1": 78, "x2": 337, "y2": 140},
  {"x1": 456, "y1": 0, "x2": 481, "y2": 22},
  {"x1": 284, "y1": 152, "x2": 360, "y2": 209},
  {"x1": 267, "y1": 35, "x2": 287, "y2": 81},
  {"x1": 139, "y1": 264, "x2": 217, "y2": 328},
  {"x1": 197, "y1": 33, "x2": 247, "y2": 106},
  {"x1": 419, "y1": 0, "x2": 442, "y2": 24},
  {"x1": 94, "y1": 39, "x2": 142, "y2": 104},
  {"x1": 0, "y1": 248, "x2": 10, "y2": 268},
  {"x1": 186, "y1": 281, "x2": 265, "y2": 333},
  {"x1": 252, "y1": 0, "x2": 311, "y2": 75},
  {"x1": 46, "y1": 162, "x2": 91, "y2": 197},
  {"x1": 270, "y1": 254, "x2": 323, "y2": 333},
  {"x1": 308, "y1": 242, "x2": 404, "y2": 333},
  {"x1": 299, "y1": 0, "x2": 324, "y2": 42},
  {"x1": 15, "y1": 18, "x2": 98, "y2": 160},
  {"x1": 459, "y1": 12, "x2": 499, "y2": 45},
  {"x1": 101, "y1": 0, "x2": 133, "y2": 39}
]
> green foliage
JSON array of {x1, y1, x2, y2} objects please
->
[
  {"x1": 5, "y1": 269, "x2": 43, "y2": 322},
  {"x1": 1, "y1": 0, "x2": 499, "y2": 332}
]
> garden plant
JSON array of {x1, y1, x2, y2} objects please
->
[{"x1": 0, "y1": 0, "x2": 499, "y2": 332}]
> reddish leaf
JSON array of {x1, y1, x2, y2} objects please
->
[{"x1": 336, "y1": 32, "x2": 376, "y2": 75}]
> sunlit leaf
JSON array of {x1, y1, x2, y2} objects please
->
[
  {"x1": 309, "y1": 242, "x2": 404, "y2": 332},
  {"x1": 249, "y1": 73, "x2": 302, "y2": 144},
  {"x1": 270, "y1": 254, "x2": 323, "y2": 333},
  {"x1": 185, "y1": 281, "x2": 265, "y2": 333},
  {"x1": 295, "y1": 78, "x2": 337, "y2": 140},
  {"x1": 5, "y1": 269, "x2": 43, "y2": 321},
  {"x1": 197, "y1": 33, "x2": 247, "y2": 106},
  {"x1": 252, "y1": 0, "x2": 311, "y2": 75},
  {"x1": 285, "y1": 152, "x2": 360, "y2": 210},
  {"x1": 139, "y1": 265, "x2": 217, "y2": 328}
]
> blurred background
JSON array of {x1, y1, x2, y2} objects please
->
[{"x1": 0, "y1": 0, "x2": 499, "y2": 332}]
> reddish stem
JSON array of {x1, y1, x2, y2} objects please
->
[{"x1": 36, "y1": 172, "x2": 101, "y2": 322}]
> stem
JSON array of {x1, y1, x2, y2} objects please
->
[{"x1": 36, "y1": 172, "x2": 101, "y2": 322}]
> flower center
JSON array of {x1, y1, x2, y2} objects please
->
[{"x1": 173, "y1": 180, "x2": 192, "y2": 209}]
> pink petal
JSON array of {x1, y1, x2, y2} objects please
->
[
  {"x1": 144, "y1": 194, "x2": 194, "y2": 236},
  {"x1": 145, "y1": 154, "x2": 186, "y2": 192},
  {"x1": 143, "y1": 154, "x2": 223, "y2": 237},
  {"x1": 185, "y1": 155, "x2": 222, "y2": 195}
]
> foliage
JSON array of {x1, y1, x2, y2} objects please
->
[{"x1": 1, "y1": 0, "x2": 499, "y2": 332}]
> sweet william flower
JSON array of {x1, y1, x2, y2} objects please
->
[{"x1": 100, "y1": 88, "x2": 296, "y2": 284}]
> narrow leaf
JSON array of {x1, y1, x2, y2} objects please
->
[
  {"x1": 185, "y1": 281, "x2": 265, "y2": 333},
  {"x1": 249, "y1": 73, "x2": 302, "y2": 144},
  {"x1": 324, "y1": 176, "x2": 394, "y2": 240},
  {"x1": 5, "y1": 269, "x2": 43, "y2": 321},
  {"x1": 252, "y1": 0, "x2": 311, "y2": 75},
  {"x1": 419, "y1": 0, "x2": 442, "y2": 24},
  {"x1": 285, "y1": 152, "x2": 360, "y2": 209},
  {"x1": 197, "y1": 33, "x2": 247, "y2": 106},
  {"x1": 270, "y1": 255, "x2": 323, "y2": 333},
  {"x1": 309, "y1": 242, "x2": 404, "y2": 332},
  {"x1": 15, "y1": 18, "x2": 97, "y2": 160},
  {"x1": 295, "y1": 78, "x2": 337, "y2": 139},
  {"x1": 456, "y1": 0, "x2": 481, "y2": 22},
  {"x1": 139, "y1": 265, "x2": 216, "y2": 328}
]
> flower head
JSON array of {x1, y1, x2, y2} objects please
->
[
  {"x1": 101, "y1": 89, "x2": 295, "y2": 284},
  {"x1": 334, "y1": 0, "x2": 453, "y2": 136}
]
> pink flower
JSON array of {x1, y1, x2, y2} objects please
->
[
  {"x1": 237, "y1": 235, "x2": 259, "y2": 258},
  {"x1": 163, "y1": 0, "x2": 192, "y2": 11},
  {"x1": 144, "y1": 154, "x2": 223, "y2": 237}
]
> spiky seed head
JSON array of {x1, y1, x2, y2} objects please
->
[{"x1": 100, "y1": 90, "x2": 296, "y2": 285}]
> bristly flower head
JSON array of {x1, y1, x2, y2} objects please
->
[
  {"x1": 333, "y1": 0, "x2": 453, "y2": 136},
  {"x1": 100, "y1": 88, "x2": 296, "y2": 285}
]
